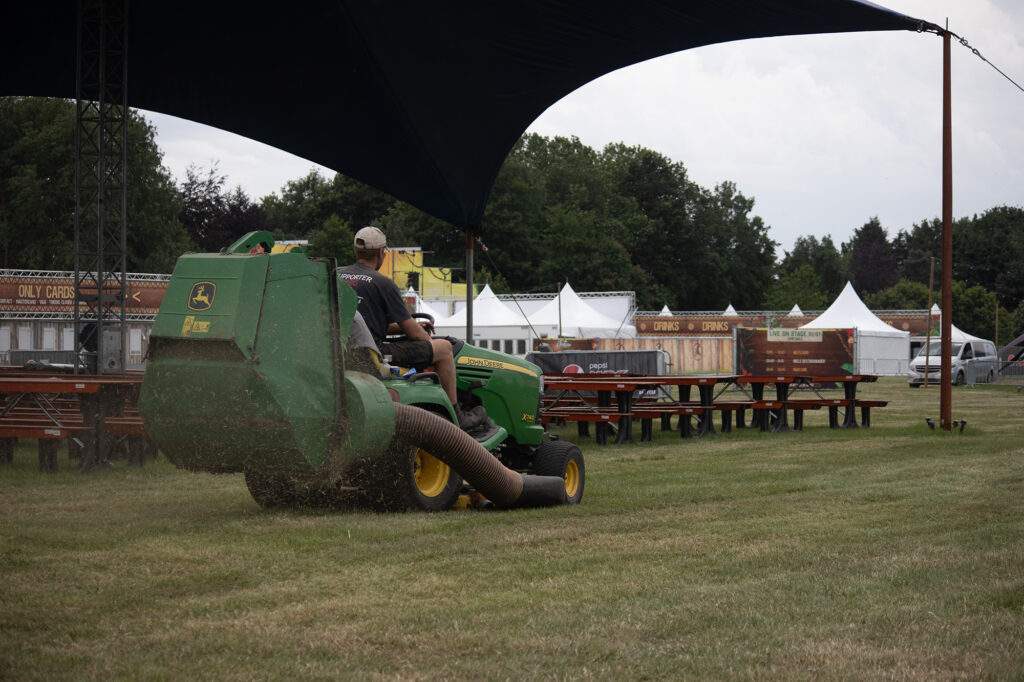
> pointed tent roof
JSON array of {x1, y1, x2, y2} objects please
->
[
  {"x1": 528, "y1": 283, "x2": 632, "y2": 336},
  {"x1": 659, "y1": 305, "x2": 672, "y2": 316},
  {"x1": 403, "y1": 287, "x2": 449, "y2": 324},
  {"x1": 931, "y1": 303, "x2": 942, "y2": 316},
  {"x1": 723, "y1": 304, "x2": 739, "y2": 317},
  {"x1": 435, "y1": 284, "x2": 526, "y2": 328},
  {"x1": 950, "y1": 324, "x2": 985, "y2": 344},
  {"x1": 788, "y1": 304, "x2": 804, "y2": 317},
  {"x1": 417, "y1": 299, "x2": 449, "y2": 325},
  {"x1": 801, "y1": 282, "x2": 906, "y2": 334}
]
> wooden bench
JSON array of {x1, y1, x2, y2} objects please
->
[
  {"x1": 541, "y1": 407, "x2": 634, "y2": 445},
  {"x1": 856, "y1": 400, "x2": 888, "y2": 427},
  {"x1": 632, "y1": 405, "x2": 706, "y2": 440},
  {"x1": 0, "y1": 412, "x2": 149, "y2": 470},
  {"x1": 783, "y1": 398, "x2": 887, "y2": 429}
]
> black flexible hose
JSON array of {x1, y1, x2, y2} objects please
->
[{"x1": 393, "y1": 403, "x2": 567, "y2": 508}]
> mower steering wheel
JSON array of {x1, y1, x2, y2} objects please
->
[
  {"x1": 385, "y1": 312, "x2": 437, "y2": 343},
  {"x1": 411, "y1": 312, "x2": 435, "y2": 327}
]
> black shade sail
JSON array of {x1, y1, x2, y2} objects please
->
[{"x1": 1, "y1": 1, "x2": 936, "y2": 228}]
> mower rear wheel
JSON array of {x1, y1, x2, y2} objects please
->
[
  {"x1": 532, "y1": 439, "x2": 585, "y2": 504},
  {"x1": 243, "y1": 470, "x2": 298, "y2": 509}
]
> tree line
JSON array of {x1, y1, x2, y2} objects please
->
[{"x1": 2, "y1": 97, "x2": 1022, "y2": 344}]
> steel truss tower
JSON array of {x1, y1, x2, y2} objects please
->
[{"x1": 74, "y1": 0, "x2": 128, "y2": 375}]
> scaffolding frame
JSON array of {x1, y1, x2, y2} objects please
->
[{"x1": 74, "y1": 0, "x2": 128, "y2": 374}]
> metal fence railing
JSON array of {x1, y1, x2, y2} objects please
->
[{"x1": 996, "y1": 359, "x2": 1024, "y2": 384}]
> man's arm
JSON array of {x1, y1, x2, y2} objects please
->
[
  {"x1": 380, "y1": 277, "x2": 429, "y2": 340},
  {"x1": 398, "y1": 317, "x2": 430, "y2": 341}
]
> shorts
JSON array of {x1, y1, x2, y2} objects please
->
[{"x1": 380, "y1": 339, "x2": 434, "y2": 370}]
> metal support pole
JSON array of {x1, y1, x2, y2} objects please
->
[
  {"x1": 940, "y1": 27, "x2": 953, "y2": 431},
  {"x1": 924, "y1": 256, "x2": 935, "y2": 386},
  {"x1": 994, "y1": 301, "x2": 999, "y2": 348},
  {"x1": 74, "y1": 0, "x2": 128, "y2": 376},
  {"x1": 465, "y1": 230, "x2": 474, "y2": 343}
]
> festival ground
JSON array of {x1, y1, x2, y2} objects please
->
[{"x1": 2, "y1": 378, "x2": 1022, "y2": 679}]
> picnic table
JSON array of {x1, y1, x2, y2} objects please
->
[
  {"x1": 0, "y1": 373, "x2": 147, "y2": 471},
  {"x1": 541, "y1": 373, "x2": 883, "y2": 444},
  {"x1": 543, "y1": 375, "x2": 736, "y2": 443}
]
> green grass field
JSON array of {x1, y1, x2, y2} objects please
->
[{"x1": 2, "y1": 379, "x2": 1022, "y2": 680}]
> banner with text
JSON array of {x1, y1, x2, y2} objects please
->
[
  {"x1": 735, "y1": 327, "x2": 856, "y2": 375},
  {"x1": 0, "y1": 273, "x2": 168, "y2": 317}
]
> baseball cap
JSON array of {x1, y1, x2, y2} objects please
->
[{"x1": 354, "y1": 226, "x2": 387, "y2": 250}]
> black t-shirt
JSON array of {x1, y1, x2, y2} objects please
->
[{"x1": 338, "y1": 263, "x2": 411, "y2": 346}]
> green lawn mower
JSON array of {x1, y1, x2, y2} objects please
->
[{"x1": 138, "y1": 232, "x2": 584, "y2": 511}]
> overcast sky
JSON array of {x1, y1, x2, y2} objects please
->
[{"x1": 149, "y1": 0, "x2": 1023, "y2": 252}]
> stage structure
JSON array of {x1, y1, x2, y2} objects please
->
[{"x1": 74, "y1": 0, "x2": 128, "y2": 374}]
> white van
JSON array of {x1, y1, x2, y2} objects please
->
[{"x1": 908, "y1": 338, "x2": 999, "y2": 386}]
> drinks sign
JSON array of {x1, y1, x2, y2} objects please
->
[{"x1": 635, "y1": 316, "x2": 754, "y2": 336}]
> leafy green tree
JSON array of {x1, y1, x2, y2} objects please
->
[
  {"x1": 0, "y1": 96, "x2": 190, "y2": 272},
  {"x1": 261, "y1": 169, "x2": 396, "y2": 239},
  {"x1": 329, "y1": 173, "x2": 397, "y2": 230},
  {"x1": 765, "y1": 264, "x2": 830, "y2": 310},
  {"x1": 701, "y1": 182, "x2": 777, "y2": 309},
  {"x1": 477, "y1": 142, "x2": 551, "y2": 292},
  {"x1": 261, "y1": 171, "x2": 336, "y2": 239},
  {"x1": 307, "y1": 215, "x2": 355, "y2": 265},
  {"x1": 951, "y1": 281, "x2": 999, "y2": 342},
  {"x1": 954, "y1": 206, "x2": 1024, "y2": 307},
  {"x1": 779, "y1": 235, "x2": 846, "y2": 298},
  {"x1": 864, "y1": 279, "x2": 931, "y2": 310},
  {"x1": 892, "y1": 218, "x2": 941, "y2": 285},
  {"x1": 179, "y1": 165, "x2": 266, "y2": 253},
  {"x1": 536, "y1": 205, "x2": 659, "y2": 299},
  {"x1": 1005, "y1": 301, "x2": 1024, "y2": 346},
  {"x1": 602, "y1": 142, "x2": 705, "y2": 308},
  {"x1": 378, "y1": 201, "x2": 463, "y2": 264},
  {"x1": 476, "y1": 267, "x2": 511, "y2": 294},
  {"x1": 843, "y1": 217, "x2": 898, "y2": 295},
  {"x1": 869, "y1": 278, "x2": 1002, "y2": 341}
]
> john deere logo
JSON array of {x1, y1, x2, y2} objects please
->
[{"x1": 188, "y1": 281, "x2": 216, "y2": 311}]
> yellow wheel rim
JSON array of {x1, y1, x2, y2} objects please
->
[
  {"x1": 414, "y1": 449, "x2": 450, "y2": 498},
  {"x1": 564, "y1": 459, "x2": 580, "y2": 498}
]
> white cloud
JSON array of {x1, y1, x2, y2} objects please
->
[{"x1": 149, "y1": 0, "x2": 1024, "y2": 250}]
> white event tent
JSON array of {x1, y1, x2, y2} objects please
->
[
  {"x1": 404, "y1": 287, "x2": 450, "y2": 325},
  {"x1": 659, "y1": 304, "x2": 672, "y2": 316},
  {"x1": 949, "y1": 324, "x2": 985, "y2": 344},
  {"x1": 527, "y1": 283, "x2": 635, "y2": 339},
  {"x1": 723, "y1": 304, "x2": 739, "y2": 317},
  {"x1": 801, "y1": 282, "x2": 910, "y2": 375},
  {"x1": 787, "y1": 304, "x2": 804, "y2": 317},
  {"x1": 433, "y1": 285, "x2": 536, "y2": 355}
]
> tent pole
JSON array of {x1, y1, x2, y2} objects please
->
[
  {"x1": 940, "y1": 26, "x2": 953, "y2": 431},
  {"x1": 557, "y1": 282, "x2": 563, "y2": 338},
  {"x1": 465, "y1": 230, "x2": 474, "y2": 343}
]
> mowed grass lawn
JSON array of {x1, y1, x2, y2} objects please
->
[{"x1": 2, "y1": 379, "x2": 1023, "y2": 680}]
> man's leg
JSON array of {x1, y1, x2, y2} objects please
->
[{"x1": 430, "y1": 339, "x2": 457, "y2": 405}]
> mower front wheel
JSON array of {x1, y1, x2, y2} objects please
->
[{"x1": 532, "y1": 439, "x2": 585, "y2": 504}]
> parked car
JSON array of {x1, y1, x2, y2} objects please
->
[{"x1": 907, "y1": 338, "x2": 999, "y2": 386}]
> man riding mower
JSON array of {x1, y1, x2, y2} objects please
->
[
  {"x1": 338, "y1": 226, "x2": 495, "y2": 438},
  {"x1": 138, "y1": 230, "x2": 585, "y2": 512}
]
